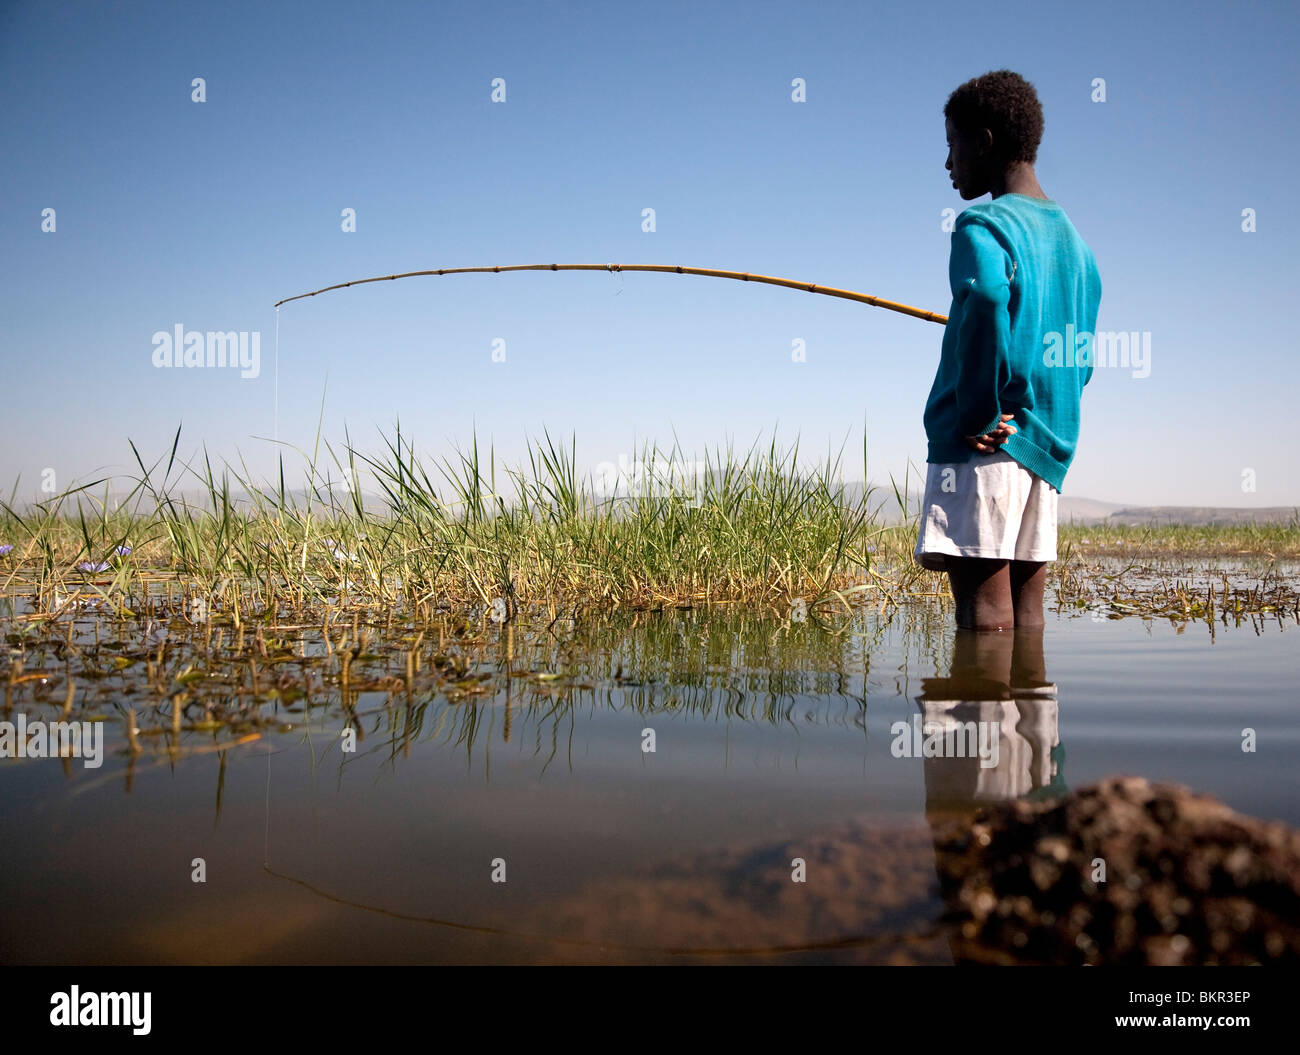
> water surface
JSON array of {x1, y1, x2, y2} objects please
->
[{"x1": 1, "y1": 601, "x2": 1295, "y2": 964}]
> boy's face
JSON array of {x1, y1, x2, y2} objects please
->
[{"x1": 945, "y1": 117, "x2": 990, "y2": 200}]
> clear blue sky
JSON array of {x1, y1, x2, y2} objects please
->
[{"x1": 3, "y1": 0, "x2": 1296, "y2": 507}]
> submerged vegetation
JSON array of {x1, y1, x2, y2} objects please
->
[{"x1": 0, "y1": 426, "x2": 1293, "y2": 765}]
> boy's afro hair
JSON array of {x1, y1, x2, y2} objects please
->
[{"x1": 944, "y1": 70, "x2": 1044, "y2": 164}]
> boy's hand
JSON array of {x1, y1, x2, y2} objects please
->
[{"x1": 965, "y1": 414, "x2": 1017, "y2": 454}]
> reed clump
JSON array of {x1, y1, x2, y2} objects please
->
[
  {"x1": 0, "y1": 426, "x2": 904, "y2": 622},
  {"x1": 1, "y1": 427, "x2": 1295, "y2": 628}
]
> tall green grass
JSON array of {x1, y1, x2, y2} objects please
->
[
  {"x1": 0, "y1": 426, "x2": 905, "y2": 620},
  {"x1": 4, "y1": 427, "x2": 1293, "y2": 626}
]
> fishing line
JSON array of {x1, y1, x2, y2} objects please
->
[
  {"x1": 262, "y1": 861, "x2": 945, "y2": 958},
  {"x1": 273, "y1": 305, "x2": 280, "y2": 445},
  {"x1": 264, "y1": 744, "x2": 271, "y2": 867}
]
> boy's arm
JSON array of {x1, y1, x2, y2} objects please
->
[{"x1": 949, "y1": 218, "x2": 1014, "y2": 439}]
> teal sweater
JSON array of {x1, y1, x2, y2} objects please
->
[{"x1": 923, "y1": 194, "x2": 1101, "y2": 492}]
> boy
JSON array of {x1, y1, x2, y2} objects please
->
[{"x1": 916, "y1": 70, "x2": 1102, "y2": 631}]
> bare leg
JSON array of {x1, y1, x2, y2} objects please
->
[
  {"x1": 945, "y1": 557, "x2": 1013, "y2": 631},
  {"x1": 1009, "y1": 561, "x2": 1047, "y2": 628}
]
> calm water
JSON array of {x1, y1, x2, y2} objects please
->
[{"x1": 1, "y1": 604, "x2": 1296, "y2": 964}]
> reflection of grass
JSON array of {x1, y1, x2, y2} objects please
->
[
  {"x1": 0, "y1": 552, "x2": 1292, "y2": 784},
  {"x1": 5, "y1": 603, "x2": 899, "y2": 780}
]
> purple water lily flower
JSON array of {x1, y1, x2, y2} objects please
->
[
  {"x1": 115, "y1": 545, "x2": 132, "y2": 557},
  {"x1": 0, "y1": 544, "x2": 13, "y2": 556},
  {"x1": 78, "y1": 561, "x2": 110, "y2": 573}
]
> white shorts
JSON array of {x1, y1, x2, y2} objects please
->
[{"x1": 913, "y1": 452, "x2": 1058, "y2": 571}]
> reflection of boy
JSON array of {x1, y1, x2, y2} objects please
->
[{"x1": 916, "y1": 630, "x2": 1064, "y2": 811}]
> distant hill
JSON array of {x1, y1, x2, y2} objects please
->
[
  {"x1": 1068, "y1": 504, "x2": 1299, "y2": 527},
  {"x1": 8, "y1": 482, "x2": 1297, "y2": 528},
  {"x1": 1056, "y1": 497, "x2": 1123, "y2": 523},
  {"x1": 859, "y1": 488, "x2": 1296, "y2": 528},
  {"x1": 856, "y1": 488, "x2": 1297, "y2": 528}
]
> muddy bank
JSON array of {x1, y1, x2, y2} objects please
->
[{"x1": 934, "y1": 776, "x2": 1300, "y2": 965}]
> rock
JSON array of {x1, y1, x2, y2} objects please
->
[
  {"x1": 933, "y1": 776, "x2": 1300, "y2": 964},
  {"x1": 514, "y1": 821, "x2": 948, "y2": 964}
]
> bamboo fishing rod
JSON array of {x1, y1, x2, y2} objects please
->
[{"x1": 274, "y1": 263, "x2": 948, "y2": 325}]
